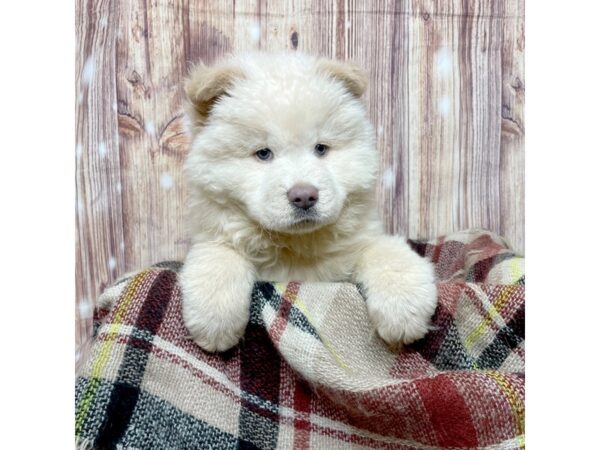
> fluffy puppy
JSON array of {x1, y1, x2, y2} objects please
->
[{"x1": 179, "y1": 52, "x2": 437, "y2": 352}]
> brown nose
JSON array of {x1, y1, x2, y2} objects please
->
[{"x1": 287, "y1": 183, "x2": 319, "y2": 210}]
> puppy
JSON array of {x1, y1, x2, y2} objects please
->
[{"x1": 179, "y1": 52, "x2": 437, "y2": 352}]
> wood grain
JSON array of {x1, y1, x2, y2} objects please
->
[{"x1": 75, "y1": 0, "x2": 525, "y2": 351}]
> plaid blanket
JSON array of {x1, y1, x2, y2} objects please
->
[{"x1": 75, "y1": 229, "x2": 524, "y2": 450}]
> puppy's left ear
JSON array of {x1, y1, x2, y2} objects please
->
[
  {"x1": 316, "y1": 59, "x2": 368, "y2": 97},
  {"x1": 184, "y1": 60, "x2": 244, "y2": 133}
]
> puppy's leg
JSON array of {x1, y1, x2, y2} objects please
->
[
  {"x1": 179, "y1": 242, "x2": 255, "y2": 352},
  {"x1": 354, "y1": 236, "x2": 437, "y2": 347}
]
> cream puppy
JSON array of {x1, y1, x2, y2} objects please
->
[{"x1": 179, "y1": 52, "x2": 437, "y2": 352}]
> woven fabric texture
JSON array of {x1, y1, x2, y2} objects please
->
[{"x1": 76, "y1": 229, "x2": 524, "y2": 449}]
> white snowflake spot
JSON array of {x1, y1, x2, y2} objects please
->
[
  {"x1": 98, "y1": 142, "x2": 107, "y2": 156},
  {"x1": 345, "y1": 19, "x2": 352, "y2": 30},
  {"x1": 438, "y1": 96, "x2": 451, "y2": 116},
  {"x1": 382, "y1": 167, "x2": 395, "y2": 188},
  {"x1": 160, "y1": 173, "x2": 174, "y2": 190},
  {"x1": 78, "y1": 299, "x2": 93, "y2": 319},
  {"x1": 145, "y1": 121, "x2": 156, "y2": 137},
  {"x1": 435, "y1": 47, "x2": 452, "y2": 77},
  {"x1": 108, "y1": 257, "x2": 117, "y2": 270},
  {"x1": 76, "y1": 143, "x2": 83, "y2": 159},
  {"x1": 116, "y1": 182, "x2": 121, "y2": 193},
  {"x1": 248, "y1": 23, "x2": 261, "y2": 44},
  {"x1": 120, "y1": 241, "x2": 125, "y2": 251},
  {"x1": 81, "y1": 55, "x2": 96, "y2": 86}
]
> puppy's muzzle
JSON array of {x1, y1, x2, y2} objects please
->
[{"x1": 287, "y1": 183, "x2": 319, "y2": 210}]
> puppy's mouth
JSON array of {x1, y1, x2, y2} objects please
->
[{"x1": 287, "y1": 210, "x2": 324, "y2": 232}]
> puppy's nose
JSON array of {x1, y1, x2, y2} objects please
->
[{"x1": 287, "y1": 183, "x2": 319, "y2": 210}]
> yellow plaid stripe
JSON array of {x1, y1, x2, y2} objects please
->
[
  {"x1": 75, "y1": 270, "x2": 152, "y2": 436},
  {"x1": 487, "y1": 371, "x2": 525, "y2": 448},
  {"x1": 464, "y1": 285, "x2": 519, "y2": 351}
]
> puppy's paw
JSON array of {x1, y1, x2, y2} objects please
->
[
  {"x1": 355, "y1": 235, "x2": 438, "y2": 349},
  {"x1": 184, "y1": 302, "x2": 248, "y2": 352},
  {"x1": 180, "y1": 283, "x2": 251, "y2": 352},
  {"x1": 179, "y1": 244, "x2": 255, "y2": 353},
  {"x1": 366, "y1": 270, "x2": 438, "y2": 348}
]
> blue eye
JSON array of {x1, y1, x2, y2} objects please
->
[
  {"x1": 255, "y1": 148, "x2": 273, "y2": 161},
  {"x1": 314, "y1": 143, "x2": 329, "y2": 157}
]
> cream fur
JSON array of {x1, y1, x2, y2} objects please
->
[{"x1": 179, "y1": 52, "x2": 437, "y2": 352}]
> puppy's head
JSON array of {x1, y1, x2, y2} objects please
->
[{"x1": 184, "y1": 52, "x2": 377, "y2": 234}]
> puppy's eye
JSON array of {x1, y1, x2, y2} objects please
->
[
  {"x1": 255, "y1": 148, "x2": 273, "y2": 161},
  {"x1": 314, "y1": 143, "x2": 329, "y2": 157}
]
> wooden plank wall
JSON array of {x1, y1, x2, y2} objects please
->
[{"x1": 75, "y1": 0, "x2": 525, "y2": 352}]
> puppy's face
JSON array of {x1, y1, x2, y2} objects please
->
[{"x1": 184, "y1": 53, "x2": 377, "y2": 234}]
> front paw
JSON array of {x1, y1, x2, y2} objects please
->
[
  {"x1": 366, "y1": 278, "x2": 438, "y2": 348},
  {"x1": 179, "y1": 243, "x2": 255, "y2": 352},
  {"x1": 179, "y1": 275, "x2": 253, "y2": 353},
  {"x1": 181, "y1": 292, "x2": 249, "y2": 352}
]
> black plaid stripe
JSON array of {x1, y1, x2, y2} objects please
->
[
  {"x1": 432, "y1": 324, "x2": 476, "y2": 370},
  {"x1": 238, "y1": 285, "x2": 283, "y2": 449},
  {"x1": 476, "y1": 302, "x2": 525, "y2": 369},
  {"x1": 412, "y1": 299, "x2": 455, "y2": 363},
  {"x1": 413, "y1": 284, "x2": 525, "y2": 371},
  {"x1": 75, "y1": 377, "x2": 115, "y2": 443},
  {"x1": 250, "y1": 283, "x2": 278, "y2": 326},
  {"x1": 122, "y1": 390, "x2": 238, "y2": 449},
  {"x1": 94, "y1": 270, "x2": 177, "y2": 449},
  {"x1": 251, "y1": 282, "x2": 320, "y2": 340}
]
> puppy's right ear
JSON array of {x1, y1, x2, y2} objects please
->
[
  {"x1": 316, "y1": 58, "x2": 368, "y2": 97},
  {"x1": 184, "y1": 61, "x2": 244, "y2": 133}
]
